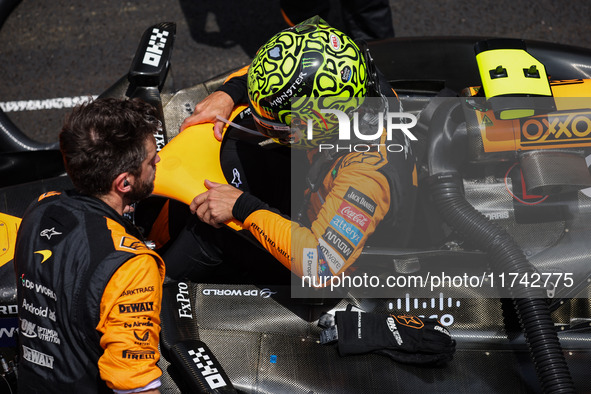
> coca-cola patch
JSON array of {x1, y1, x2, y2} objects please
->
[{"x1": 337, "y1": 201, "x2": 370, "y2": 231}]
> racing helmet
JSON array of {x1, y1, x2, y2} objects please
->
[{"x1": 247, "y1": 16, "x2": 368, "y2": 148}]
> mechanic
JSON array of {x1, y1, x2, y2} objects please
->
[
  {"x1": 14, "y1": 98, "x2": 165, "y2": 393},
  {"x1": 178, "y1": 16, "x2": 417, "y2": 285}
]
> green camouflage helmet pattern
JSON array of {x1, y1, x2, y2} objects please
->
[{"x1": 247, "y1": 16, "x2": 367, "y2": 148}]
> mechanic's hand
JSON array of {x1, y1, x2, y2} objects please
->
[
  {"x1": 190, "y1": 179, "x2": 243, "y2": 228},
  {"x1": 180, "y1": 91, "x2": 235, "y2": 141}
]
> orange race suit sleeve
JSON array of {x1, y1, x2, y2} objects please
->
[
  {"x1": 233, "y1": 145, "x2": 392, "y2": 283},
  {"x1": 96, "y1": 254, "x2": 165, "y2": 392},
  {"x1": 216, "y1": 66, "x2": 249, "y2": 105}
]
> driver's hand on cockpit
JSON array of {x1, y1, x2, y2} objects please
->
[{"x1": 180, "y1": 91, "x2": 235, "y2": 141}]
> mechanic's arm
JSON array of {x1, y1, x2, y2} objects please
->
[
  {"x1": 180, "y1": 66, "x2": 249, "y2": 140},
  {"x1": 97, "y1": 255, "x2": 164, "y2": 393}
]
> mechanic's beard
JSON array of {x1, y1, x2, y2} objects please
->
[{"x1": 126, "y1": 178, "x2": 154, "y2": 203}]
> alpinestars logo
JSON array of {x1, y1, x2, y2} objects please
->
[
  {"x1": 393, "y1": 315, "x2": 424, "y2": 329},
  {"x1": 40, "y1": 227, "x2": 62, "y2": 240},
  {"x1": 231, "y1": 168, "x2": 242, "y2": 188}
]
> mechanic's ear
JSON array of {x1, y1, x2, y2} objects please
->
[{"x1": 115, "y1": 173, "x2": 133, "y2": 193}]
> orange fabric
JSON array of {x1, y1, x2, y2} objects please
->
[
  {"x1": 147, "y1": 200, "x2": 171, "y2": 249},
  {"x1": 280, "y1": 8, "x2": 296, "y2": 27},
  {"x1": 243, "y1": 141, "x2": 391, "y2": 281},
  {"x1": 224, "y1": 65, "x2": 249, "y2": 84},
  {"x1": 97, "y1": 255, "x2": 163, "y2": 390},
  {"x1": 97, "y1": 218, "x2": 165, "y2": 391}
]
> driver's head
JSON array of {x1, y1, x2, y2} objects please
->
[{"x1": 247, "y1": 16, "x2": 368, "y2": 148}]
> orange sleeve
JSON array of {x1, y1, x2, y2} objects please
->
[
  {"x1": 243, "y1": 154, "x2": 390, "y2": 281},
  {"x1": 224, "y1": 65, "x2": 249, "y2": 83},
  {"x1": 96, "y1": 254, "x2": 164, "y2": 391}
]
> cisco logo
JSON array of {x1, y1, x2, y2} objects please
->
[{"x1": 388, "y1": 293, "x2": 460, "y2": 327}]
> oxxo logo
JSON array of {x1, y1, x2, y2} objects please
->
[
  {"x1": 142, "y1": 28, "x2": 169, "y2": 67},
  {"x1": 304, "y1": 109, "x2": 418, "y2": 153},
  {"x1": 188, "y1": 347, "x2": 227, "y2": 390},
  {"x1": 520, "y1": 112, "x2": 591, "y2": 146}
]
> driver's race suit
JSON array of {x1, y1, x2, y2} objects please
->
[
  {"x1": 14, "y1": 191, "x2": 165, "y2": 393},
  {"x1": 220, "y1": 69, "x2": 418, "y2": 283}
]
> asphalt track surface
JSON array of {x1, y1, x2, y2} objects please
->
[{"x1": 1, "y1": 0, "x2": 590, "y2": 143}]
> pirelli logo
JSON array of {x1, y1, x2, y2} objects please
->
[
  {"x1": 520, "y1": 112, "x2": 591, "y2": 147},
  {"x1": 122, "y1": 350, "x2": 156, "y2": 360},
  {"x1": 119, "y1": 302, "x2": 154, "y2": 314}
]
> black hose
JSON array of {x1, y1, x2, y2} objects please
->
[
  {"x1": 427, "y1": 172, "x2": 575, "y2": 393},
  {"x1": 0, "y1": 110, "x2": 60, "y2": 152},
  {"x1": 0, "y1": 0, "x2": 59, "y2": 152}
]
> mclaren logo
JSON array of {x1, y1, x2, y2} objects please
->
[
  {"x1": 34, "y1": 250, "x2": 52, "y2": 264},
  {"x1": 37, "y1": 191, "x2": 60, "y2": 201}
]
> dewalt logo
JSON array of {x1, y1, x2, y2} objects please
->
[
  {"x1": 118, "y1": 302, "x2": 154, "y2": 314},
  {"x1": 520, "y1": 112, "x2": 591, "y2": 147}
]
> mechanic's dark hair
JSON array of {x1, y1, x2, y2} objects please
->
[{"x1": 59, "y1": 97, "x2": 160, "y2": 197}]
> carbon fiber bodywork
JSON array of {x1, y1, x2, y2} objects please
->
[{"x1": 2, "y1": 17, "x2": 591, "y2": 393}]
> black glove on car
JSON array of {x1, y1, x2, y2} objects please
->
[{"x1": 332, "y1": 310, "x2": 456, "y2": 365}]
